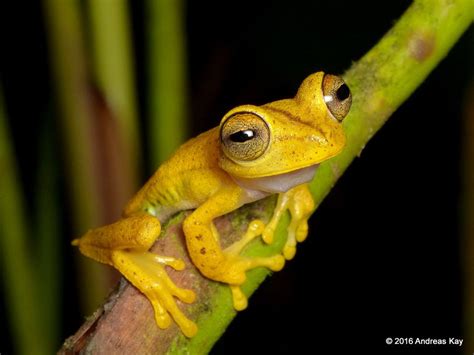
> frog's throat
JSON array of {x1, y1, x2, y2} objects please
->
[{"x1": 231, "y1": 164, "x2": 318, "y2": 195}]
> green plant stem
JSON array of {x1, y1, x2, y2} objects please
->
[
  {"x1": 147, "y1": 0, "x2": 188, "y2": 166},
  {"x1": 0, "y1": 90, "x2": 45, "y2": 355},
  {"x1": 43, "y1": 0, "x2": 109, "y2": 313},
  {"x1": 59, "y1": 0, "x2": 473, "y2": 353},
  {"x1": 87, "y1": 0, "x2": 141, "y2": 188}
]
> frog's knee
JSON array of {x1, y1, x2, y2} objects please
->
[{"x1": 126, "y1": 214, "x2": 161, "y2": 249}]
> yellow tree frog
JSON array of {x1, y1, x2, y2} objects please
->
[{"x1": 72, "y1": 71, "x2": 351, "y2": 337}]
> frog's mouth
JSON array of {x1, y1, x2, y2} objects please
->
[{"x1": 231, "y1": 164, "x2": 319, "y2": 194}]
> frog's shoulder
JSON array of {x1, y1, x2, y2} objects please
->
[{"x1": 123, "y1": 127, "x2": 221, "y2": 215}]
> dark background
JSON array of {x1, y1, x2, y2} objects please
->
[{"x1": 1, "y1": 1, "x2": 472, "y2": 354}]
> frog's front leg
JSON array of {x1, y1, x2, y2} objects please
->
[
  {"x1": 72, "y1": 213, "x2": 198, "y2": 337},
  {"x1": 183, "y1": 188, "x2": 285, "y2": 310},
  {"x1": 262, "y1": 183, "x2": 315, "y2": 260}
]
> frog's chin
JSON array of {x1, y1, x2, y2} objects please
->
[{"x1": 231, "y1": 164, "x2": 319, "y2": 195}]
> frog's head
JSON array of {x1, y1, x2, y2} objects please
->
[{"x1": 218, "y1": 72, "x2": 351, "y2": 179}]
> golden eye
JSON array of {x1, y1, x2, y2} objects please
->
[
  {"x1": 322, "y1": 74, "x2": 352, "y2": 121},
  {"x1": 220, "y1": 112, "x2": 270, "y2": 162}
]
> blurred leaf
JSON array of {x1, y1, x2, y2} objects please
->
[
  {"x1": 43, "y1": 0, "x2": 109, "y2": 313},
  {"x1": 0, "y1": 89, "x2": 46, "y2": 354},
  {"x1": 148, "y1": 0, "x2": 188, "y2": 166}
]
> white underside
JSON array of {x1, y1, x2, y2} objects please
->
[{"x1": 232, "y1": 164, "x2": 319, "y2": 204}]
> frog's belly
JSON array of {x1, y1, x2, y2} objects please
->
[{"x1": 232, "y1": 164, "x2": 318, "y2": 203}]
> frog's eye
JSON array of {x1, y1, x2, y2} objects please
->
[
  {"x1": 220, "y1": 112, "x2": 270, "y2": 161},
  {"x1": 322, "y1": 74, "x2": 352, "y2": 122}
]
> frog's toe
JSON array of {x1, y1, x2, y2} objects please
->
[
  {"x1": 230, "y1": 285, "x2": 248, "y2": 311},
  {"x1": 218, "y1": 219, "x2": 286, "y2": 311},
  {"x1": 171, "y1": 286, "x2": 196, "y2": 304},
  {"x1": 283, "y1": 215, "x2": 310, "y2": 260},
  {"x1": 222, "y1": 255, "x2": 283, "y2": 311},
  {"x1": 226, "y1": 219, "x2": 267, "y2": 255},
  {"x1": 149, "y1": 298, "x2": 172, "y2": 329},
  {"x1": 262, "y1": 225, "x2": 275, "y2": 244},
  {"x1": 235, "y1": 253, "x2": 285, "y2": 273},
  {"x1": 248, "y1": 219, "x2": 265, "y2": 235},
  {"x1": 283, "y1": 245, "x2": 296, "y2": 260},
  {"x1": 267, "y1": 254, "x2": 285, "y2": 271},
  {"x1": 181, "y1": 318, "x2": 198, "y2": 338},
  {"x1": 144, "y1": 276, "x2": 198, "y2": 337},
  {"x1": 296, "y1": 222, "x2": 309, "y2": 243},
  {"x1": 153, "y1": 254, "x2": 186, "y2": 271},
  {"x1": 282, "y1": 226, "x2": 298, "y2": 260}
]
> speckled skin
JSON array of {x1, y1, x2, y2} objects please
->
[{"x1": 73, "y1": 71, "x2": 348, "y2": 337}]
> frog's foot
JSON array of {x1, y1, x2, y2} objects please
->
[
  {"x1": 262, "y1": 184, "x2": 315, "y2": 260},
  {"x1": 223, "y1": 220, "x2": 285, "y2": 310},
  {"x1": 111, "y1": 250, "x2": 198, "y2": 337},
  {"x1": 283, "y1": 215, "x2": 309, "y2": 260}
]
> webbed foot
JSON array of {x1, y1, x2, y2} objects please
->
[{"x1": 112, "y1": 250, "x2": 198, "y2": 337}]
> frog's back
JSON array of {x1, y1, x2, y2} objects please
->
[
  {"x1": 124, "y1": 127, "x2": 223, "y2": 217},
  {"x1": 158, "y1": 127, "x2": 220, "y2": 176}
]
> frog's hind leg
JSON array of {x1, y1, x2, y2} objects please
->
[{"x1": 72, "y1": 213, "x2": 197, "y2": 337}]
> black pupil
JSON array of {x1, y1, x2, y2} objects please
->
[
  {"x1": 336, "y1": 83, "x2": 350, "y2": 101},
  {"x1": 229, "y1": 129, "x2": 255, "y2": 142}
]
